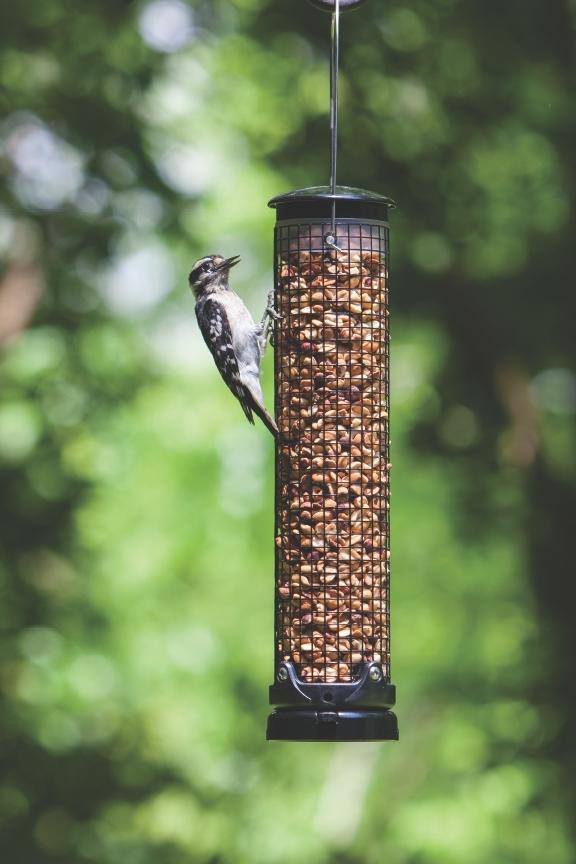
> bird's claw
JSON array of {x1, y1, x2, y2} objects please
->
[
  {"x1": 266, "y1": 305, "x2": 283, "y2": 321},
  {"x1": 263, "y1": 290, "x2": 282, "y2": 321},
  {"x1": 258, "y1": 291, "x2": 282, "y2": 354}
]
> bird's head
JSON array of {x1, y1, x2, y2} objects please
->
[{"x1": 188, "y1": 254, "x2": 241, "y2": 297}]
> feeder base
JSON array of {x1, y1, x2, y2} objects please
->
[{"x1": 266, "y1": 707, "x2": 398, "y2": 742}]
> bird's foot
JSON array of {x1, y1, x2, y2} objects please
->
[
  {"x1": 257, "y1": 320, "x2": 273, "y2": 355},
  {"x1": 266, "y1": 305, "x2": 283, "y2": 321},
  {"x1": 258, "y1": 291, "x2": 281, "y2": 354},
  {"x1": 263, "y1": 290, "x2": 283, "y2": 321}
]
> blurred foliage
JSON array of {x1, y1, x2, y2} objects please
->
[{"x1": 1, "y1": 0, "x2": 575, "y2": 861}]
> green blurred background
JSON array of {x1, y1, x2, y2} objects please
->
[{"x1": 1, "y1": 0, "x2": 575, "y2": 861}]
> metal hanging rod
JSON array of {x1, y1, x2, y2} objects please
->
[
  {"x1": 306, "y1": 0, "x2": 368, "y2": 232},
  {"x1": 329, "y1": 0, "x2": 340, "y2": 232}
]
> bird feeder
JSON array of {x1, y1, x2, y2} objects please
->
[{"x1": 266, "y1": 0, "x2": 398, "y2": 741}]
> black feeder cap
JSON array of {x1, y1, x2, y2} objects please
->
[{"x1": 268, "y1": 185, "x2": 395, "y2": 222}]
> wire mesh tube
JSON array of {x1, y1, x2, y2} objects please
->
[{"x1": 275, "y1": 221, "x2": 390, "y2": 684}]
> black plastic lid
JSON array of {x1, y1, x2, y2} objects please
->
[{"x1": 268, "y1": 185, "x2": 395, "y2": 222}]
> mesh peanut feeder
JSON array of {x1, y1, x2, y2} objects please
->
[{"x1": 266, "y1": 0, "x2": 398, "y2": 742}]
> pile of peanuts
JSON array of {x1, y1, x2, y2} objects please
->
[{"x1": 275, "y1": 234, "x2": 390, "y2": 683}]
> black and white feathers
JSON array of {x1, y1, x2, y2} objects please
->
[{"x1": 189, "y1": 255, "x2": 277, "y2": 436}]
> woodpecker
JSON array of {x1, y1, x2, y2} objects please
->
[{"x1": 189, "y1": 254, "x2": 279, "y2": 436}]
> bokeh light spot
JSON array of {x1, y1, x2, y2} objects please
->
[
  {"x1": 138, "y1": 0, "x2": 195, "y2": 54},
  {"x1": 530, "y1": 368, "x2": 576, "y2": 415},
  {"x1": 0, "y1": 402, "x2": 42, "y2": 463},
  {"x1": 412, "y1": 232, "x2": 454, "y2": 274},
  {"x1": 2, "y1": 114, "x2": 84, "y2": 210},
  {"x1": 440, "y1": 405, "x2": 479, "y2": 449}
]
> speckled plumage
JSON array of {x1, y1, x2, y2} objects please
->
[{"x1": 189, "y1": 255, "x2": 277, "y2": 436}]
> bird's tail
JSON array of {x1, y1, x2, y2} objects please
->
[
  {"x1": 251, "y1": 399, "x2": 278, "y2": 437},
  {"x1": 241, "y1": 378, "x2": 278, "y2": 437}
]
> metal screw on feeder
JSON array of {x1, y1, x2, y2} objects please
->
[
  {"x1": 266, "y1": 0, "x2": 398, "y2": 742},
  {"x1": 369, "y1": 665, "x2": 383, "y2": 683}
]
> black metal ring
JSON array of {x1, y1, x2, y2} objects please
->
[{"x1": 307, "y1": 0, "x2": 368, "y2": 11}]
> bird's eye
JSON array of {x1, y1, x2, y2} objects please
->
[{"x1": 202, "y1": 261, "x2": 215, "y2": 273}]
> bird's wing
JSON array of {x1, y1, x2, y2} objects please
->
[{"x1": 196, "y1": 296, "x2": 255, "y2": 425}]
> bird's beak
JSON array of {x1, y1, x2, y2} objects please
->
[{"x1": 217, "y1": 255, "x2": 241, "y2": 272}]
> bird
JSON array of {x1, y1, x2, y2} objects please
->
[{"x1": 189, "y1": 254, "x2": 279, "y2": 436}]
